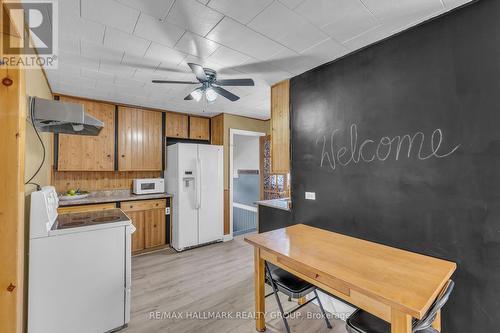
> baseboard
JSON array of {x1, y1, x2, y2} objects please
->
[{"x1": 223, "y1": 234, "x2": 233, "y2": 242}]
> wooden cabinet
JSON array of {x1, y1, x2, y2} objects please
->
[
  {"x1": 271, "y1": 80, "x2": 290, "y2": 174},
  {"x1": 145, "y1": 208, "x2": 166, "y2": 248},
  {"x1": 189, "y1": 116, "x2": 210, "y2": 140},
  {"x1": 57, "y1": 96, "x2": 115, "y2": 171},
  {"x1": 165, "y1": 112, "x2": 189, "y2": 138},
  {"x1": 118, "y1": 106, "x2": 162, "y2": 171},
  {"x1": 121, "y1": 199, "x2": 166, "y2": 254},
  {"x1": 210, "y1": 114, "x2": 223, "y2": 145},
  {"x1": 57, "y1": 203, "x2": 116, "y2": 214},
  {"x1": 125, "y1": 210, "x2": 145, "y2": 252}
]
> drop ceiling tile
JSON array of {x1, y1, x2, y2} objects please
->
[
  {"x1": 277, "y1": 0, "x2": 306, "y2": 10},
  {"x1": 206, "y1": 17, "x2": 286, "y2": 60},
  {"x1": 134, "y1": 13, "x2": 185, "y2": 48},
  {"x1": 114, "y1": 76, "x2": 146, "y2": 88},
  {"x1": 295, "y1": 0, "x2": 379, "y2": 43},
  {"x1": 443, "y1": 0, "x2": 474, "y2": 8},
  {"x1": 59, "y1": 0, "x2": 79, "y2": 16},
  {"x1": 81, "y1": 39, "x2": 124, "y2": 63},
  {"x1": 362, "y1": 0, "x2": 443, "y2": 22},
  {"x1": 232, "y1": 58, "x2": 292, "y2": 85},
  {"x1": 151, "y1": 69, "x2": 197, "y2": 83},
  {"x1": 58, "y1": 50, "x2": 100, "y2": 71},
  {"x1": 59, "y1": 34, "x2": 80, "y2": 54},
  {"x1": 99, "y1": 62, "x2": 136, "y2": 77},
  {"x1": 144, "y1": 42, "x2": 187, "y2": 66},
  {"x1": 206, "y1": 46, "x2": 250, "y2": 68},
  {"x1": 116, "y1": 0, "x2": 175, "y2": 20},
  {"x1": 46, "y1": 63, "x2": 81, "y2": 79},
  {"x1": 248, "y1": 1, "x2": 328, "y2": 53},
  {"x1": 165, "y1": 0, "x2": 224, "y2": 36},
  {"x1": 122, "y1": 53, "x2": 161, "y2": 73},
  {"x1": 301, "y1": 38, "x2": 349, "y2": 62},
  {"x1": 104, "y1": 27, "x2": 150, "y2": 57},
  {"x1": 174, "y1": 32, "x2": 220, "y2": 58},
  {"x1": 59, "y1": 16, "x2": 105, "y2": 43},
  {"x1": 59, "y1": 75, "x2": 98, "y2": 89},
  {"x1": 81, "y1": 0, "x2": 140, "y2": 34},
  {"x1": 81, "y1": 68, "x2": 115, "y2": 84},
  {"x1": 207, "y1": 0, "x2": 273, "y2": 24}
]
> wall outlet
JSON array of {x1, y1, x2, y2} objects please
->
[
  {"x1": 305, "y1": 192, "x2": 316, "y2": 200},
  {"x1": 165, "y1": 207, "x2": 170, "y2": 215}
]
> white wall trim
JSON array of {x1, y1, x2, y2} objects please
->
[
  {"x1": 229, "y1": 128, "x2": 266, "y2": 240},
  {"x1": 233, "y1": 202, "x2": 258, "y2": 212}
]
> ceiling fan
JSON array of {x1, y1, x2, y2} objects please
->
[{"x1": 152, "y1": 63, "x2": 254, "y2": 102}]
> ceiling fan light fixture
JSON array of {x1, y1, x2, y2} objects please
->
[
  {"x1": 191, "y1": 89, "x2": 203, "y2": 102},
  {"x1": 205, "y1": 87, "x2": 218, "y2": 102}
]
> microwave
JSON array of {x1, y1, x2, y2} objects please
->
[{"x1": 133, "y1": 178, "x2": 165, "y2": 195}]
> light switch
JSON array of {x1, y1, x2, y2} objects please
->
[{"x1": 305, "y1": 192, "x2": 316, "y2": 200}]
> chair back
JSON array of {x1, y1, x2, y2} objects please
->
[{"x1": 413, "y1": 280, "x2": 455, "y2": 332}]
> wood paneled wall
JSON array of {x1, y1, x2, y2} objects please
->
[
  {"x1": 271, "y1": 80, "x2": 290, "y2": 174},
  {"x1": 52, "y1": 170, "x2": 161, "y2": 192},
  {"x1": 1, "y1": 11, "x2": 26, "y2": 333}
]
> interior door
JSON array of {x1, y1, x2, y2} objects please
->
[
  {"x1": 198, "y1": 145, "x2": 224, "y2": 244},
  {"x1": 177, "y1": 144, "x2": 199, "y2": 248}
]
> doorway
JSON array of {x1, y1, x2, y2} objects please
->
[{"x1": 229, "y1": 129, "x2": 266, "y2": 238}]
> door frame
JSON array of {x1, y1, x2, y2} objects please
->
[{"x1": 228, "y1": 129, "x2": 266, "y2": 241}]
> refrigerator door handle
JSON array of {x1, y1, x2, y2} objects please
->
[
  {"x1": 198, "y1": 158, "x2": 202, "y2": 209},
  {"x1": 196, "y1": 157, "x2": 201, "y2": 209}
]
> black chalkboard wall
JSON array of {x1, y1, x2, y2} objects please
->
[{"x1": 290, "y1": 0, "x2": 499, "y2": 332}]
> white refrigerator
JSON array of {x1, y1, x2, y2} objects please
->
[{"x1": 165, "y1": 143, "x2": 224, "y2": 251}]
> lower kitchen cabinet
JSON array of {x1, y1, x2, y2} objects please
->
[
  {"x1": 125, "y1": 210, "x2": 145, "y2": 253},
  {"x1": 121, "y1": 199, "x2": 167, "y2": 254}
]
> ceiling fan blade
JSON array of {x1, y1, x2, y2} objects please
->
[
  {"x1": 152, "y1": 80, "x2": 199, "y2": 84},
  {"x1": 188, "y1": 63, "x2": 208, "y2": 82},
  {"x1": 214, "y1": 78, "x2": 254, "y2": 86},
  {"x1": 211, "y1": 86, "x2": 240, "y2": 102}
]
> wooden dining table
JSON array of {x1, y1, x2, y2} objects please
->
[{"x1": 244, "y1": 224, "x2": 456, "y2": 333}]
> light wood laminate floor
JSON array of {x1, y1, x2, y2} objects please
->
[{"x1": 125, "y1": 235, "x2": 347, "y2": 333}]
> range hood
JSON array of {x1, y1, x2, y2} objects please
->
[{"x1": 31, "y1": 97, "x2": 104, "y2": 136}]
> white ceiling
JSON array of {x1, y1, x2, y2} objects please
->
[{"x1": 45, "y1": 0, "x2": 472, "y2": 119}]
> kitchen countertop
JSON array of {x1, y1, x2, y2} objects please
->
[
  {"x1": 255, "y1": 198, "x2": 291, "y2": 211},
  {"x1": 58, "y1": 189, "x2": 172, "y2": 207}
]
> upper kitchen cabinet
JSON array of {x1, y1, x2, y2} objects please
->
[
  {"x1": 165, "y1": 112, "x2": 189, "y2": 138},
  {"x1": 189, "y1": 116, "x2": 210, "y2": 140},
  {"x1": 118, "y1": 107, "x2": 162, "y2": 171},
  {"x1": 57, "y1": 96, "x2": 115, "y2": 171},
  {"x1": 271, "y1": 80, "x2": 290, "y2": 174}
]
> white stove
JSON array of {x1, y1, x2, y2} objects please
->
[{"x1": 28, "y1": 186, "x2": 134, "y2": 333}]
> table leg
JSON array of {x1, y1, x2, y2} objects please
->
[
  {"x1": 254, "y1": 248, "x2": 266, "y2": 332},
  {"x1": 391, "y1": 309, "x2": 412, "y2": 333},
  {"x1": 431, "y1": 310, "x2": 441, "y2": 331}
]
